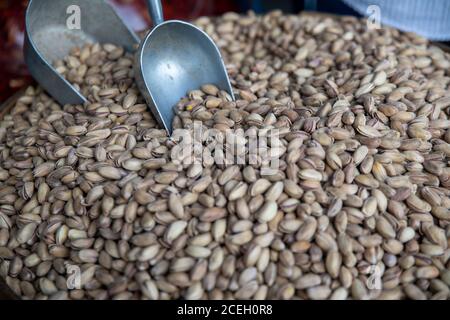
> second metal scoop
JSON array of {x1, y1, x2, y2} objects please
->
[
  {"x1": 24, "y1": 0, "x2": 139, "y2": 106},
  {"x1": 135, "y1": 0, "x2": 235, "y2": 133}
]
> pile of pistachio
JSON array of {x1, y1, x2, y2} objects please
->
[{"x1": 0, "y1": 11, "x2": 449, "y2": 299}]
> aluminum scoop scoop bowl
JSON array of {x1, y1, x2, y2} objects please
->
[
  {"x1": 24, "y1": 0, "x2": 139, "y2": 105},
  {"x1": 135, "y1": 0, "x2": 235, "y2": 133}
]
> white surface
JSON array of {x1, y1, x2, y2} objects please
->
[{"x1": 342, "y1": 0, "x2": 450, "y2": 41}]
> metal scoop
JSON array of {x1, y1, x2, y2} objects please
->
[
  {"x1": 24, "y1": 0, "x2": 139, "y2": 105},
  {"x1": 135, "y1": 0, "x2": 235, "y2": 133}
]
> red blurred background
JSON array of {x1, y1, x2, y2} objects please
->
[{"x1": 0, "y1": 0, "x2": 239, "y2": 103}]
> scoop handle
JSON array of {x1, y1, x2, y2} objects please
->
[{"x1": 146, "y1": 0, "x2": 164, "y2": 26}]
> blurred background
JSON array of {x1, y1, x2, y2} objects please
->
[{"x1": 1, "y1": 0, "x2": 449, "y2": 103}]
